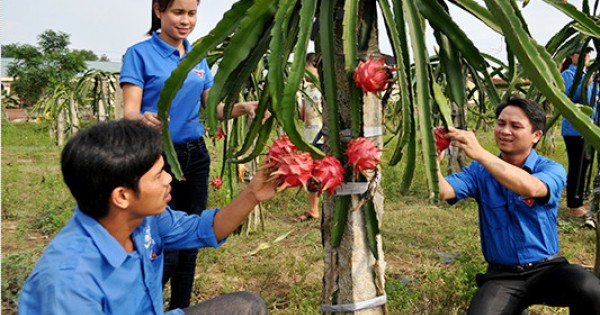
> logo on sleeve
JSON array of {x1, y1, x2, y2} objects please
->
[
  {"x1": 520, "y1": 196, "x2": 535, "y2": 207},
  {"x1": 144, "y1": 224, "x2": 157, "y2": 260},
  {"x1": 193, "y1": 69, "x2": 204, "y2": 78}
]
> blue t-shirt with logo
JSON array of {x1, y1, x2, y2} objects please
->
[
  {"x1": 19, "y1": 206, "x2": 224, "y2": 314},
  {"x1": 120, "y1": 32, "x2": 214, "y2": 144},
  {"x1": 445, "y1": 150, "x2": 566, "y2": 266}
]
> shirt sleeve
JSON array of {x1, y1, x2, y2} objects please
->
[
  {"x1": 531, "y1": 161, "x2": 567, "y2": 205},
  {"x1": 157, "y1": 207, "x2": 226, "y2": 250},
  {"x1": 19, "y1": 271, "x2": 105, "y2": 315},
  {"x1": 444, "y1": 162, "x2": 480, "y2": 205},
  {"x1": 119, "y1": 47, "x2": 145, "y2": 88}
]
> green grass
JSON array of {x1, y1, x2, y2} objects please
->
[{"x1": 1, "y1": 120, "x2": 597, "y2": 314}]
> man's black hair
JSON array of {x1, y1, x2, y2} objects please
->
[
  {"x1": 495, "y1": 96, "x2": 547, "y2": 133},
  {"x1": 61, "y1": 119, "x2": 163, "y2": 218}
]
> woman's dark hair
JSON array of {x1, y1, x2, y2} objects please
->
[
  {"x1": 495, "y1": 96, "x2": 547, "y2": 133},
  {"x1": 61, "y1": 120, "x2": 163, "y2": 218},
  {"x1": 560, "y1": 56, "x2": 573, "y2": 73},
  {"x1": 148, "y1": 0, "x2": 200, "y2": 35}
]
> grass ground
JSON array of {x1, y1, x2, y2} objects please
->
[{"x1": 1, "y1": 120, "x2": 597, "y2": 314}]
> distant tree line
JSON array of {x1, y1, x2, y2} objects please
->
[{"x1": 1, "y1": 30, "x2": 109, "y2": 107}]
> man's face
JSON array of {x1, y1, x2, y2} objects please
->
[
  {"x1": 494, "y1": 105, "x2": 542, "y2": 157},
  {"x1": 128, "y1": 156, "x2": 172, "y2": 217}
]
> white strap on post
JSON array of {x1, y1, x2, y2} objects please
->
[
  {"x1": 321, "y1": 294, "x2": 387, "y2": 312},
  {"x1": 335, "y1": 182, "x2": 369, "y2": 196}
]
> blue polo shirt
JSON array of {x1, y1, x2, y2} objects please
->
[
  {"x1": 561, "y1": 64, "x2": 595, "y2": 136},
  {"x1": 445, "y1": 150, "x2": 566, "y2": 266},
  {"x1": 18, "y1": 206, "x2": 225, "y2": 315},
  {"x1": 120, "y1": 32, "x2": 214, "y2": 144}
]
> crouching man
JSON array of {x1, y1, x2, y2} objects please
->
[
  {"x1": 437, "y1": 96, "x2": 600, "y2": 314},
  {"x1": 19, "y1": 119, "x2": 275, "y2": 315}
]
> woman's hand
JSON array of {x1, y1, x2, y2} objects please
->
[
  {"x1": 232, "y1": 101, "x2": 272, "y2": 123},
  {"x1": 140, "y1": 111, "x2": 162, "y2": 128}
]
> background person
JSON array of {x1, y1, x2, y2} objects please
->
[
  {"x1": 437, "y1": 97, "x2": 600, "y2": 314},
  {"x1": 18, "y1": 120, "x2": 275, "y2": 315},
  {"x1": 295, "y1": 53, "x2": 323, "y2": 222},
  {"x1": 560, "y1": 43, "x2": 597, "y2": 227},
  {"x1": 119, "y1": 0, "x2": 262, "y2": 309}
]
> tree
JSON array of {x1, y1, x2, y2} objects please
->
[
  {"x1": 1, "y1": 43, "x2": 23, "y2": 58},
  {"x1": 6, "y1": 30, "x2": 87, "y2": 107},
  {"x1": 73, "y1": 49, "x2": 100, "y2": 61}
]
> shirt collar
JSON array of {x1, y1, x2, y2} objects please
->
[
  {"x1": 521, "y1": 149, "x2": 539, "y2": 174},
  {"x1": 568, "y1": 63, "x2": 586, "y2": 73},
  {"x1": 151, "y1": 31, "x2": 191, "y2": 58},
  {"x1": 74, "y1": 206, "x2": 129, "y2": 268}
]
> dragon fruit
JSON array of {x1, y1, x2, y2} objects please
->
[
  {"x1": 346, "y1": 137, "x2": 381, "y2": 174},
  {"x1": 264, "y1": 136, "x2": 298, "y2": 169},
  {"x1": 210, "y1": 177, "x2": 223, "y2": 189},
  {"x1": 214, "y1": 126, "x2": 226, "y2": 141},
  {"x1": 433, "y1": 127, "x2": 450, "y2": 152},
  {"x1": 353, "y1": 56, "x2": 392, "y2": 94},
  {"x1": 270, "y1": 151, "x2": 314, "y2": 191},
  {"x1": 312, "y1": 156, "x2": 344, "y2": 194}
]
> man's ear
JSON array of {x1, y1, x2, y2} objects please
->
[
  {"x1": 111, "y1": 187, "x2": 132, "y2": 210},
  {"x1": 532, "y1": 129, "x2": 543, "y2": 145}
]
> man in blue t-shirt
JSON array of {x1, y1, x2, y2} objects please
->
[
  {"x1": 18, "y1": 120, "x2": 275, "y2": 315},
  {"x1": 437, "y1": 96, "x2": 600, "y2": 314}
]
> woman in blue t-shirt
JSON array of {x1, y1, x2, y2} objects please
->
[
  {"x1": 560, "y1": 44, "x2": 596, "y2": 225},
  {"x1": 120, "y1": 0, "x2": 264, "y2": 310}
]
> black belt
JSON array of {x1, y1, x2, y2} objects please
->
[
  {"x1": 173, "y1": 138, "x2": 204, "y2": 150},
  {"x1": 488, "y1": 253, "x2": 562, "y2": 273}
]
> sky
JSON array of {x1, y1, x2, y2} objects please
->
[{"x1": 1, "y1": 0, "x2": 587, "y2": 63}]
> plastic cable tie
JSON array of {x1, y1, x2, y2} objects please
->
[
  {"x1": 321, "y1": 294, "x2": 387, "y2": 312},
  {"x1": 335, "y1": 182, "x2": 369, "y2": 196},
  {"x1": 363, "y1": 126, "x2": 383, "y2": 138}
]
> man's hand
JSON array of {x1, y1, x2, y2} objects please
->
[
  {"x1": 245, "y1": 170, "x2": 278, "y2": 203},
  {"x1": 445, "y1": 127, "x2": 485, "y2": 161}
]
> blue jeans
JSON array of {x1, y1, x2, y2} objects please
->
[{"x1": 162, "y1": 137, "x2": 211, "y2": 310}]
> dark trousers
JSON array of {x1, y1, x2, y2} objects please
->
[
  {"x1": 183, "y1": 291, "x2": 267, "y2": 315},
  {"x1": 468, "y1": 256, "x2": 600, "y2": 315},
  {"x1": 162, "y1": 138, "x2": 211, "y2": 310},
  {"x1": 564, "y1": 136, "x2": 591, "y2": 208}
]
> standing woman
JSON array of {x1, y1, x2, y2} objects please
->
[
  {"x1": 120, "y1": 0, "x2": 261, "y2": 310},
  {"x1": 560, "y1": 43, "x2": 596, "y2": 227}
]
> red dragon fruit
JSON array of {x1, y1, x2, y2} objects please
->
[
  {"x1": 270, "y1": 151, "x2": 314, "y2": 191},
  {"x1": 210, "y1": 176, "x2": 223, "y2": 189},
  {"x1": 264, "y1": 136, "x2": 298, "y2": 169},
  {"x1": 214, "y1": 126, "x2": 226, "y2": 141},
  {"x1": 346, "y1": 137, "x2": 381, "y2": 174},
  {"x1": 353, "y1": 56, "x2": 393, "y2": 94},
  {"x1": 312, "y1": 155, "x2": 344, "y2": 194},
  {"x1": 433, "y1": 127, "x2": 450, "y2": 152}
]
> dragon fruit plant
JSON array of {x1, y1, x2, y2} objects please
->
[{"x1": 353, "y1": 56, "x2": 394, "y2": 94}]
